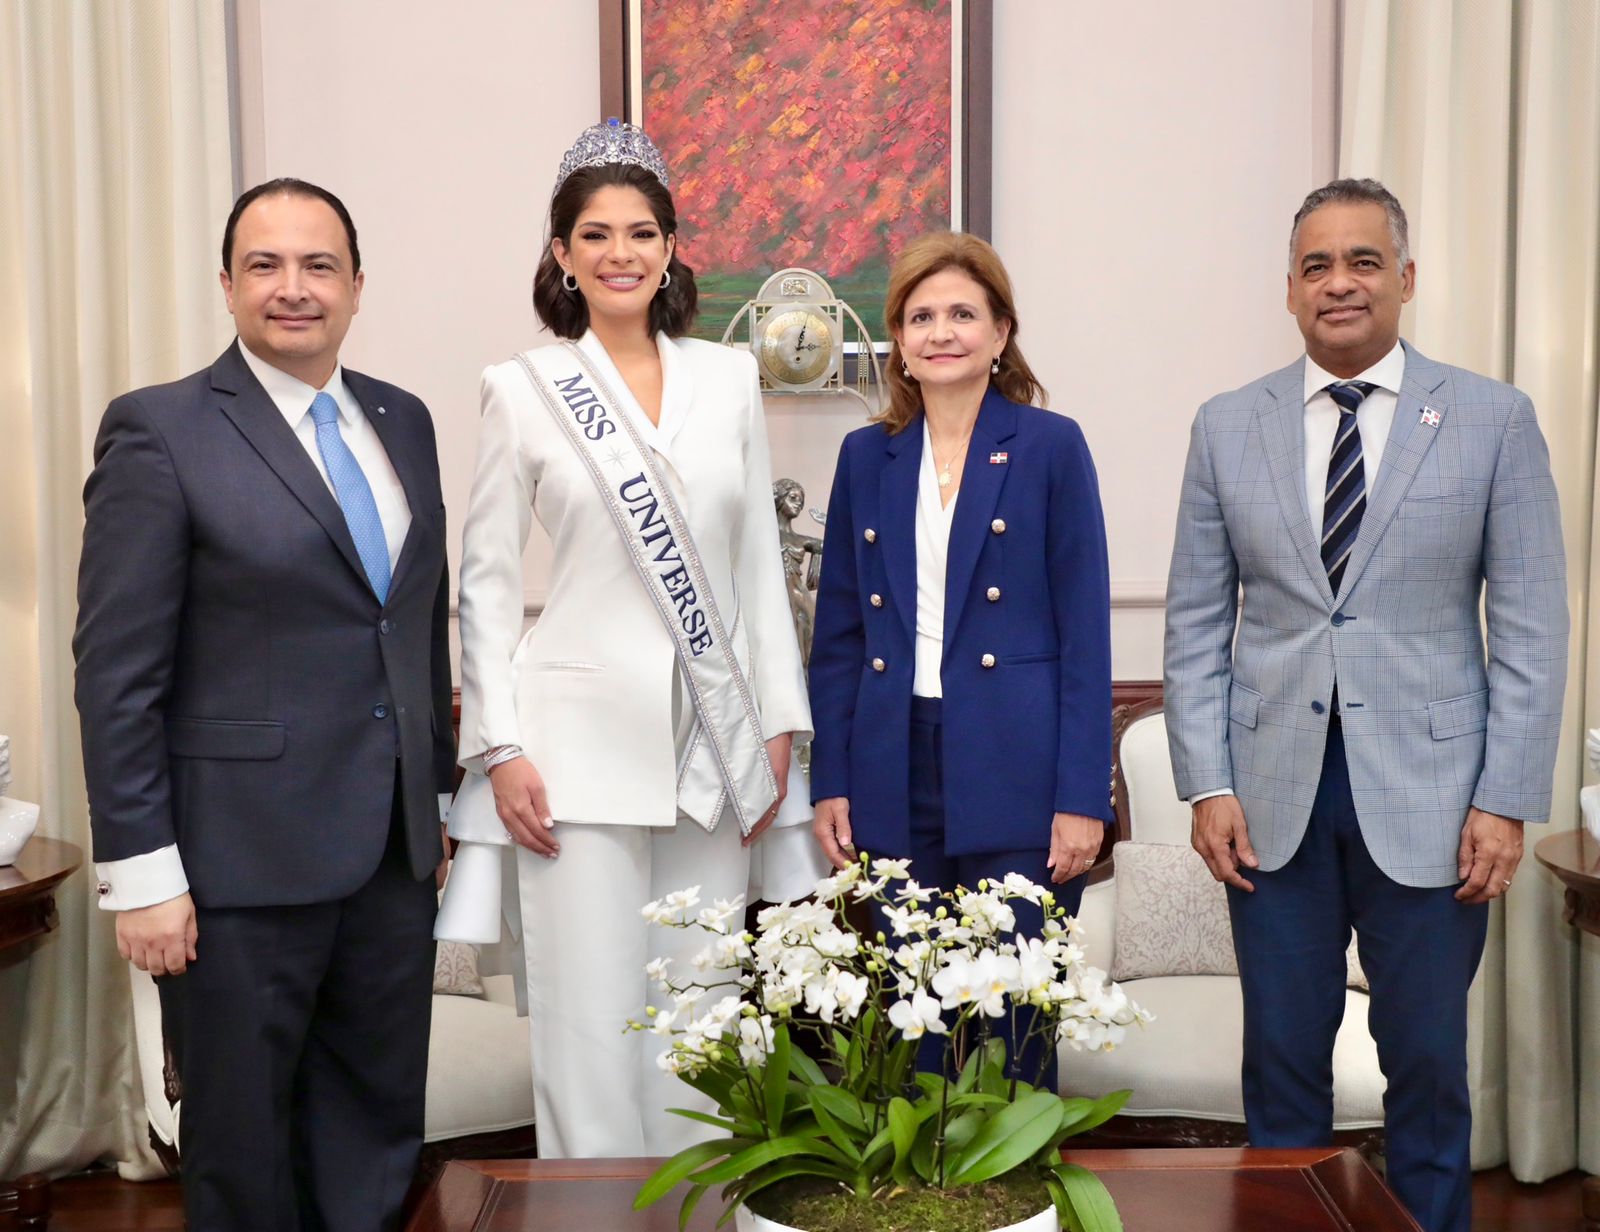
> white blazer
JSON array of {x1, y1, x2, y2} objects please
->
[{"x1": 454, "y1": 330, "x2": 812, "y2": 830}]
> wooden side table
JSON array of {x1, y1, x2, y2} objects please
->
[
  {"x1": 0, "y1": 836, "x2": 82, "y2": 953},
  {"x1": 1534, "y1": 828, "x2": 1600, "y2": 1232},
  {"x1": 0, "y1": 834, "x2": 81, "y2": 1230}
]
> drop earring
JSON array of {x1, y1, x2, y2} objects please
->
[{"x1": 991, "y1": 357, "x2": 1000, "y2": 374}]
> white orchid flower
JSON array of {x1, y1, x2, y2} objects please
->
[
  {"x1": 641, "y1": 898, "x2": 679, "y2": 925},
  {"x1": 1000, "y1": 872, "x2": 1045, "y2": 903},
  {"x1": 895, "y1": 879, "x2": 936, "y2": 904},
  {"x1": 870, "y1": 856, "x2": 914, "y2": 880},
  {"x1": 664, "y1": 886, "x2": 703, "y2": 913},
  {"x1": 644, "y1": 956, "x2": 673, "y2": 986},
  {"x1": 887, "y1": 989, "x2": 947, "y2": 1039},
  {"x1": 737, "y1": 1013, "x2": 776, "y2": 1065},
  {"x1": 813, "y1": 863, "x2": 863, "y2": 900}
]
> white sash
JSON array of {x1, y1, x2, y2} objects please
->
[{"x1": 514, "y1": 343, "x2": 776, "y2": 835}]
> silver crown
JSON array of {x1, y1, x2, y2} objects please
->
[{"x1": 553, "y1": 118, "x2": 669, "y2": 195}]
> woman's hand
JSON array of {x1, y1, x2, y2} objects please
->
[
  {"x1": 743, "y1": 733, "x2": 793, "y2": 846},
  {"x1": 1046, "y1": 811, "x2": 1104, "y2": 885},
  {"x1": 488, "y1": 757, "x2": 559, "y2": 858},
  {"x1": 813, "y1": 796, "x2": 855, "y2": 869}
]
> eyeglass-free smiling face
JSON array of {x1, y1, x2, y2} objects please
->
[
  {"x1": 894, "y1": 268, "x2": 1010, "y2": 395},
  {"x1": 1286, "y1": 200, "x2": 1414, "y2": 379},
  {"x1": 220, "y1": 192, "x2": 363, "y2": 389},
  {"x1": 550, "y1": 184, "x2": 675, "y2": 333}
]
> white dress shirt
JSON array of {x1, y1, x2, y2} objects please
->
[
  {"x1": 913, "y1": 419, "x2": 959, "y2": 698},
  {"x1": 97, "y1": 341, "x2": 447, "y2": 911},
  {"x1": 1189, "y1": 341, "x2": 1406, "y2": 806}
]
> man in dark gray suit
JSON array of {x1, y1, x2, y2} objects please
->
[{"x1": 75, "y1": 179, "x2": 454, "y2": 1231}]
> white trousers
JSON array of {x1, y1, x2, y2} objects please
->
[{"x1": 515, "y1": 816, "x2": 748, "y2": 1159}]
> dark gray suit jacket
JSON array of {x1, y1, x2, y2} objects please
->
[{"x1": 74, "y1": 341, "x2": 454, "y2": 907}]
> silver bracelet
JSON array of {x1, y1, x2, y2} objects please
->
[{"x1": 482, "y1": 744, "x2": 525, "y2": 774}]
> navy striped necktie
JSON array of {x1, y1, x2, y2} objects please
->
[{"x1": 1320, "y1": 380, "x2": 1376, "y2": 597}]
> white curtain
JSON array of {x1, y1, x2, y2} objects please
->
[
  {"x1": 0, "y1": 0, "x2": 235, "y2": 1179},
  {"x1": 1342, "y1": 0, "x2": 1600, "y2": 1183}
]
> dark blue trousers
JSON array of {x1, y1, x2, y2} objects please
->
[
  {"x1": 869, "y1": 697, "x2": 1085, "y2": 1091},
  {"x1": 1227, "y1": 716, "x2": 1488, "y2": 1232}
]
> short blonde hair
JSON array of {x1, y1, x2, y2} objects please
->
[{"x1": 877, "y1": 231, "x2": 1046, "y2": 433}]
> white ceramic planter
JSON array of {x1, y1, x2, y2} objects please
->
[
  {"x1": 734, "y1": 1200, "x2": 1058, "y2": 1232},
  {"x1": 0, "y1": 797, "x2": 40, "y2": 866}
]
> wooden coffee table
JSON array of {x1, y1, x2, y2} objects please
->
[{"x1": 407, "y1": 1148, "x2": 1421, "y2": 1231}]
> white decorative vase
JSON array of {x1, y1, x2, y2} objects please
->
[
  {"x1": 0, "y1": 797, "x2": 40, "y2": 866},
  {"x1": 734, "y1": 1201, "x2": 1058, "y2": 1232}
]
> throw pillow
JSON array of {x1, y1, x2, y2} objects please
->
[{"x1": 433, "y1": 939, "x2": 485, "y2": 997}]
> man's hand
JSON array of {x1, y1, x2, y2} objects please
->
[
  {"x1": 744, "y1": 733, "x2": 793, "y2": 847},
  {"x1": 1046, "y1": 812, "x2": 1104, "y2": 885},
  {"x1": 488, "y1": 757, "x2": 559, "y2": 858},
  {"x1": 1455, "y1": 807, "x2": 1523, "y2": 903},
  {"x1": 813, "y1": 797, "x2": 854, "y2": 869},
  {"x1": 117, "y1": 893, "x2": 198, "y2": 976},
  {"x1": 1191, "y1": 795, "x2": 1258, "y2": 892}
]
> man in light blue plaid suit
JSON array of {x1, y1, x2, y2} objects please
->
[{"x1": 1163, "y1": 179, "x2": 1567, "y2": 1232}]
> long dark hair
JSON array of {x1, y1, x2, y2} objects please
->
[{"x1": 533, "y1": 163, "x2": 698, "y2": 338}]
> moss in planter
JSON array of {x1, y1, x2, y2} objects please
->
[{"x1": 747, "y1": 1172, "x2": 1055, "y2": 1232}]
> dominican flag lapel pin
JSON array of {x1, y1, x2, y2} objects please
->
[
  {"x1": 1420, "y1": 407, "x2": 1442, "y2": 427},
  {"x1": 989, "y1": 451, "x2": 1009, "y2": 464}
]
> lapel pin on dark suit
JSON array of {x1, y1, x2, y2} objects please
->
[
  {"x1": 989, "y1": 451, "x2": 1008, "y2": 464},
  {"x1": 377, "y1": 406, "x2": 387, "y2": 415},
  {"x1": 1420, "y1": 407, "x2": 1442, "y2": 427}
]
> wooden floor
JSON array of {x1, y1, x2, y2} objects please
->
[{"x1": 20, "y1": 1164, "x2": 1590, "y2": 1230}]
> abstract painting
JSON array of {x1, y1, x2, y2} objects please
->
[{"x1": 602, "y1": 0, "x2": 991, "y2": 342}]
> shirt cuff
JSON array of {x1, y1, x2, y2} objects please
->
[
  {"x1": 438, "y1": 793, "x2": 452, "y2": 824},
  {"x1": 1187, "y1": 788, "x2": 1236, "y2": 804},
  {"x1": 94, "y1": 845, "x2": 189, "y2": 912}
]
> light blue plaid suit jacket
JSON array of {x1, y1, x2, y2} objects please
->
[{"x1": 1163, "y1": 341, "x2": 1568, "y2": 888}]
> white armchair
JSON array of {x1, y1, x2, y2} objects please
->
[
  {"x1": 129, "y1": 953, "x2": 536, "y2": 1178},
  {"x1": 1057, "y1": 698, "x2": 1386, "y2": 1152}
]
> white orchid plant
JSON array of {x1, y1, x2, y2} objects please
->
[{"x1": 630, "y1": 854, "x2": 1151, "y2": 1231}]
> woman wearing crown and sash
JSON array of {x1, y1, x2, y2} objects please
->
[
  {"x1": 807, "y1": 232, "x2": 1114, "y2": 1089},
  {"x1": 437, "y1": 121, "x2": 815, "y2": 1158}
]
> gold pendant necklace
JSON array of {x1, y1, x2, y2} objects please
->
[{"x1": 934, "y1": 431, "x2": 973, "y2": 488}]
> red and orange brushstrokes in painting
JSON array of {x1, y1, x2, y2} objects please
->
[{"x1": 641, "y1": 0, "x2": 955, "y2": 338}]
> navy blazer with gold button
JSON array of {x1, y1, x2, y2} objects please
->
[{"x1": 808, "y1": 388, "x2": 1114, "y2": 857}]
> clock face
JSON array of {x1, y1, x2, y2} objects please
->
[{"x1": 757, "y1": 307, "x2": 836, "y2": 387}]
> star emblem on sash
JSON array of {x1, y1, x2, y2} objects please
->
[{"x1": 603, "y1": 444, "x2": 630, "y2": 469}]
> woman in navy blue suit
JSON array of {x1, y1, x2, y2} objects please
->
[{"x1": 808, "y1": 232, "x2": 1113, "y2": 1084}]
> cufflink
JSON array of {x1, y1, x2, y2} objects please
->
[{"x1": 97, "y1": 882, "x2": 111, "y2": 898}]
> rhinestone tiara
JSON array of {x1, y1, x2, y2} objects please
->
[{"x1": 553, "y1": 118, "x2": 669, "y2": 195}]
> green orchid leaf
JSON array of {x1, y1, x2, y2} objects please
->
[
  {"x1": 806, "y1": 1090, "x2": 864, "y2": 1162},
  {"x1": 1056, "y1": 1089, "x2": 1132, "y2": 1141},
  {"x1": 676, "y1": 1182, "x2": 707, "y2": 1232},
  {"x1": 944, "y1": 1091, "x2": 1066, "y2": 1186},
  {"x1": 788, "y1": 1047, "x2": 828, "y2": 1086},
  {"x1": 809, "y1": 1084, "x2": 869, "y2": 1131},
  {"x1": 888, "y1": 1096, "x2": 918, "y2": 1187},
  {"x1": 663, "y1": 1107, "x2": 752, "y2": 1135},
  {"x1": 691, "y1": 1135, "x2": 852, "y2": 1185},
  {"x1": 1042, "y1": 1172, "x2": 1076, "y2": 1232},
  {"x1": 764, "y1": 1025, "x2": 792, "y2": 1133},
  {"x1": 635, "y1": 1139, "x2": 737, "y2": 1209},
  {"x1": 1051, "y1": 1162, "x2": 1123, "y2": 1232}
]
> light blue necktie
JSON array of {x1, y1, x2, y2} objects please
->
[{"x1": 309, "y1": 391, "x2": 391, "y2": 603}]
